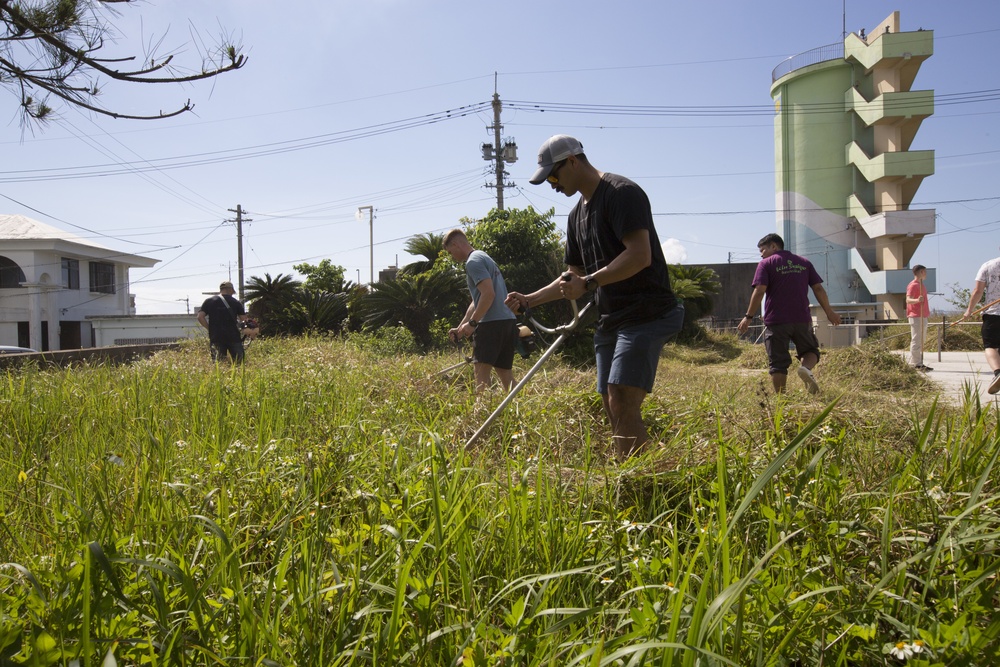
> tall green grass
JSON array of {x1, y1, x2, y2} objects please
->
[{"x1": 0, "y1": 335, "x2": 997, "y2": 665}]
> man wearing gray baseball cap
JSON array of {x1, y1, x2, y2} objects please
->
[{"x1": 508, "y1": 135, "x2": 683, "y2": 458}]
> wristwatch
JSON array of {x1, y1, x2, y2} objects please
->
[
  {"x1": 745, "y1": 313, "x2": 754, "y2": 319},
  {"x1": 468, "y1": 319, "x2": 478, "y2": 328},
  {"x1": 584, "y1": 275, "x2": 599, "y2": 292}
]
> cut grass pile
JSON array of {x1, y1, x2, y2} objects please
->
[{"x1": 0, "y1": 334, "x2": 997, "y2": 665}]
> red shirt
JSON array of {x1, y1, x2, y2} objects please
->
[{"x1": 906, "y1": 279, "x2": 929, "y2": 318}]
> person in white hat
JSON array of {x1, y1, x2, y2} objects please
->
[{"x1": 506, "y1": 135, "x2": 683, "y2": 458}]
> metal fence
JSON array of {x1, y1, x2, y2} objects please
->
[
  {"x1": 703, "y1": 316, "x2": 982, "y2": 350},
  {"x1": 772, "y1": 42, "x2": 845, "y2": 82}
]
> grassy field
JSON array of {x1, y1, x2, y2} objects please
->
[{"x1": 1, "y1": 333, "x2": 997, "y2": 666}]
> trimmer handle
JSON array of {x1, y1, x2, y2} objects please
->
[{"x1": 528, "y1": 273, "x2": 586, "y2": 336}]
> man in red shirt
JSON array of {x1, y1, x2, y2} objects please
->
[{"x1": 905, "y1": 265, "x2": 931, "y2": 371}]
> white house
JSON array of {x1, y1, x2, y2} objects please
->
[{"x1": 0, "y1": 214, "x2": 158, "y2": 350}]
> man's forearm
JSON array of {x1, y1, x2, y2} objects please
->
[
  {"x1": 967, "y1": 284, "x2": 986, "y2": 314},
  {"x1": 525, "y1": 276, "x2": 570, "y2": 308}
]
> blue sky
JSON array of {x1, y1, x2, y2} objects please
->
[{"x1": 2, "y1": 1, "x2": 997, "y2": 314}]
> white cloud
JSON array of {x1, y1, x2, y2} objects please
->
[{"x1": 661, "y1": 238, "x2": 688, "y2": 264}]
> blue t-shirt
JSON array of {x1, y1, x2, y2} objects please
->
[{"x1": 465, "y1": 250, "x2": 516, "y2": 322}]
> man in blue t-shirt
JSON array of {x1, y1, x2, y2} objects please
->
[
  {"x1": 737, "y1": 233, "x2": 841, "y2": 394},
  {"x1": 507, "y1": 134, "x2": 684, "y2": 458},
  {"x1": 444, "y1": 229, "x2": 518, "y2": 392}
]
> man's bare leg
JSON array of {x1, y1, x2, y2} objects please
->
[
  {"x1": 604, "y1": 384, "x2": 649, "y2": 457},
  {"x1": 986, "y1": 347, "x2": 1000, "y2": 372},
  {"x1": 473, "y1": 363, "x2": 492, "y2": 393},
  {"x1": 496, "y1": 368, "x2": 515, "y2": 392}
]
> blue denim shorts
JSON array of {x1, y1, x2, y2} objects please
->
[{"x1": 594, "y1": 305, "x2": 684, "y2": 394}]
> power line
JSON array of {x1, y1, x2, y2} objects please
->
[
  {"x1": 4, "y1": 85, "x2": 998, "y2": 186},
  {"x1": 0, "y1": 102, "x2": 493, "y2": 184}
]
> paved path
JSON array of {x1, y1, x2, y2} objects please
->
[{"x1": 906, "y1": 351, "x2": 1000, "y2": 405}]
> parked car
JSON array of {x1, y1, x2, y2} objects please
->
[{"x1": 0, "y1": 346, "x2": 37, "y2": 354}]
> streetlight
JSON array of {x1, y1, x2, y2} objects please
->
[
  {"x1": 356, "y1": 268, "x2": 360, "y2": 285},
  {"x1": 356, "y1": 205, "x2": 374, "y2": 284}
]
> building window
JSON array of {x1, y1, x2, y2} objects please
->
[
  {"x1": 0, "y1": 255, "x2": 26, "y2": 288},
  {"x1": 62, "y1": 258, "x2": 80, "y2": 290},
  {"x1": 89, "y1": 262, "x2": 115, "y2": 294}
]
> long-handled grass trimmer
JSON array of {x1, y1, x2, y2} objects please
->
[
  {"x1": 948, "y1": 296, "x2": 1000, "y2": 327},
  {"x1": 430, "y1": 355, "x2": 473, "y2": 378},
  {"x1": 429, "y1": 337, "x2": 474, "y2": 380},
  {"x1": 465, "y1": 294, "x2": 592, "y2": 449}
]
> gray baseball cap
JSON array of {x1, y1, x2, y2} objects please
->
[{"x1": 529, "y1": 135, "x2": 584, "y2": 185}]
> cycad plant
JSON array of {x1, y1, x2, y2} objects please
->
[
  {"x1": 361, "y1": 271, "x2": 466, "y2": 349},
  {"x1": 669, "y1": 264, "x2": 722, "y2": 340}
]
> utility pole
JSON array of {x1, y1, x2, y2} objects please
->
[
  {"x1": 226, "y1": 205, "x2": 252, "y2": 302},
  {"x1": 481, "y1": 73, "x2": 517, "y2": 211},
  {"x1": 356, "y1": 205, "x2": 374, "y2": 284}
]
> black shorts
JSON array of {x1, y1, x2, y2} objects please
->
[
  {"x1": 763, "y1": 322, "x2": 820, "y2": 375},
  {"x1": 473, "y1": 319, "x2": 517, "y2": 370},
  {"x1": 210, "y1": 336, "x2": 245, "y2": 363},
  {"x1": 983, "y1": 314, "x2": 1000, "y2": 350}
]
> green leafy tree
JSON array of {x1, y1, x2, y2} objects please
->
[
  {"x1": 946, "y1": 281, "x2": 974, "y2": 314},
  {"x1": 2, "y1": 0, "x2": 245, "y2": 125},
  {"x1": 293, "y1": 259, "x2": 347, "y2": 294},
  {"x1": 360, "y1": 271, "x2": 465, "y2": 350},
  {"x1": 399, "y1": 233, "x2": 445, "y2": 276},
  {"x1": 459, "y1": 206, "x2": 571, "y2": 330},
  {"x1": 464, "y1": 207, "x2": 563, "y2": 295}
]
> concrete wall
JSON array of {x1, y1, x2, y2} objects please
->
[
  {"x1": 0, "y1": 342, "x2": 183, "y2": 371},
  {"x1": 700, "y1": 263, "x2": 759, "y2": 321},
  {"x1": 89, "y1": 314, "x2": 204, "y2": 347}
]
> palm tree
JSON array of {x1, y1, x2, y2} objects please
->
[
  {"x1": 281, "y1": 289, "x2": 349, "y2": 335},
  {"x1": 244, "y1": 273, "x2": 302, "y2": 335},
  {"x1": 399, "y1": 233, "x2": 446, "y2": 276},
  {"x1": 360, "y1": 271, "x2": 465, "y2": 349},
  {"x1": 668, "y1": 264, "x2": 721, "y2": 340}
]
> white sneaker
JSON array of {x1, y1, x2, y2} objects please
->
[
  {"x1": 797, "y1": 366, "x2": 819, "y2": 394},
  {"x1": 989, "y1": 372, "x2": 1000, "y2": 395}
]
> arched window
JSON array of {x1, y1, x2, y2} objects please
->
[{"x1": 0, "y1": 256, "x2": 26, "y2": 288}]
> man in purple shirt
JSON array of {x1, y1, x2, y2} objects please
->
[{"x1": 737, "y1": 233, "x2": 841, "y2": 393}]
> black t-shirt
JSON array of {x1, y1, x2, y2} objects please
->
[
  {"x1": 199, "y1": 294, "x2": 245, "y2": 340},
  {"x1": 565, "y1": 173, "x2": 677, "y2": 331}
]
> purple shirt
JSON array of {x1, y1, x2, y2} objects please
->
[{"x1": 752, "y1": 250, "x2": 822, "y2": 325}]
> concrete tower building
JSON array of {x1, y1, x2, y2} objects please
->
[{"x1": 770, "y1": 11, "x2": 935, "y2": 330}]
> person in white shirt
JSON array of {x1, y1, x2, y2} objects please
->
[{"x1": 964, "y1": 254, "x2": 1000, "y2": 394}]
